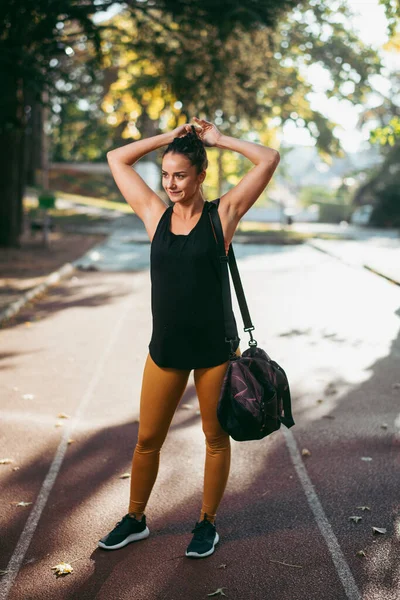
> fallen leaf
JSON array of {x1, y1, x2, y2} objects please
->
[
  {"x1": 268, "y1": 559, "x2": 303, "y2": 568},
  {"x1": 0, "y1": 458, "x2": 13, "y2": 464},
  {"x1": 372, "y1": 527, "x2": 386, "y2": 535},
  {"x1": 0, "y1": 569, "x2": 9, "y2": 576},
  {"x1": 22, "y1": 394, "x2": 35, "y2": 400},
  {"x1": 12, "y1": 467, "x2": 20, "y2": 471},
  {"x1": 217, "y1": 564, "x2": 227, "y2": 569},
  {"x1": 356, "y1": 550, "x2": 366, "y2": 557},
  {"x1": 181, "y1": 404, "x2": 192, "y2": 410},
  {"x1": 301, "y1": 448, "x2": 311, "y2": 457},
  {"x1": 356, "y1": 506, "x2": 371, "y2": 511},
  {"x1": 361, "y1": 457, "x2": 373, "y2": 461},
  {"x1": 349, "y1": 516, "x2": 362, "y2": 523},
  {"x1": 380, "y1": 423, "x2": 388, "y2": 429},
  {"x1": 51, "y1": 562, "x2": 73, "y2": 576},
  {"x1": 119, "y1": 473, "x2": 130, "y2": 479},
  {"x1": 54, "y1": 421, "x2": 63, "y2": 427},
  {"x1": 207, "y1": 589, "x2": 227, "y2": 597},
  {"x1": 57, "y1": 413, "x2": 70, "y2": 419},
  {"x1": 67, "y1": 439, "x2": 75, "y2": 445},
  {"x1": 13, "y1": 501, "x2": 33, "y2": 507}
]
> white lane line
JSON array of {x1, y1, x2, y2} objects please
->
[
  {"x1": 0, "y1": 292, "x2": 135, "y2": 600},
  {"x1": 282, "y1": 427, "x2": 362, "y2": 600}
]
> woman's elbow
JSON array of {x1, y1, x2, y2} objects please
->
[
  {"x1": 107, "y1": 150, "x2": 116, "y2": 163},
  {"x1": 272, "y1": 149, "x2": 280, "y2": 165}
]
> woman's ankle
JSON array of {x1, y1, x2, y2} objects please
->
[
  {"x1": 199, "y1": 511, "x2": 216, "y2": 524},
  {"x1": 128, "y1": 512, "x2": 144, "y2": 521}
]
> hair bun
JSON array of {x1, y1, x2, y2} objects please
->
[{"x1": 163, "y1": 124, "x2": 208, "y2": 175}]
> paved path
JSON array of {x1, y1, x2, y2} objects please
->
[{"x1": 1, "y1": 234, "x2": 400, "y2": 599}]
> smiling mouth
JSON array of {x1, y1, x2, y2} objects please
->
[{"x1": 169, "y1": 191, "x2": 181, "y2": 194}]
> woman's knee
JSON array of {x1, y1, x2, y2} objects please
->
[
  {"x1": 135, "y1": 432, "x2": 164, "y2": 454},
  {"x1": 204, "y1": 430, "x2": 230, "y2": 453}
]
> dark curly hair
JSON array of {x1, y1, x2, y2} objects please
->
[{"x1": 162, "y1": 125, "x2": 208, "y2": 175}]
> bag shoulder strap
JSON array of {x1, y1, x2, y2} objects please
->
[
  {"x1": 209, "y1": 200, "x2": 295, "y2": 429},
  {"x1": 208, "y1": 199, "x2": 256, "y2": 345}
]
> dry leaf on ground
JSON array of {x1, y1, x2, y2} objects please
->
[
  {"x1": 207, "y1": 589, "x2": 227, "y2": 597},
  {"x1": 349, "y1": 516, "x2": 362, "y2": 523},
  {"x1": 356, "y1": 506, "x2": 371, "y2": 511},
  {"x1": 0, "y1": 458, "x2": 13, "y2": 464},
  {"x1": 13, "y1": 501, "x2": 33, "y2": 507},
  {"x1": 57, "y1": 413, "x2": 70, "y2": 419},
  {"x1": 119, "y1": 473, "x2": 130, "y2": 479},
  {"x1": 51, "y1": 562, "x2": 73, "y2": 576},
  {"x1": 361, "y1": 457, "x2": 372, "y2": 461},
  {"x1": 356, "y1": 550, "x2": 366, "y2": 557},
  {"x1": 217, "y1": 564, "x2": 227, "y2": 569},
  {"x1": 372, "y1": 527, "x2": 386, "y2": 534},
  {"x1": 301, "y1": 448, "x2": 311, "y2": 457}
]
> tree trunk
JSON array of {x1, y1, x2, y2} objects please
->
[
  {"x1": 0, "y1": 76, "x2": 26, "y2": 247},
  {"x1": 0, "y1": 128, "x2": 24, "y2": 247},
  {"x1": 25, "y1": 98, "x2": 42, "y2": 187}
]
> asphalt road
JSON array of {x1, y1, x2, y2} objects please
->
[{"x1": 1, "y1": 241, "x2": 400, "y2": 600}]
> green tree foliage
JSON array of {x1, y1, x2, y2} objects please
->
[
  {"x1": 352, "y1": 20, "x2": 400, "y2": 226},
  {"x1": 54, "y1": 1, "x2": 383, "y2": 160},
  {"x1": 0, "y1": 0, "x2": 298, "y2": 246},
  {"x1": 48, "y1": 0, "x2": 385, "y2": 206}
]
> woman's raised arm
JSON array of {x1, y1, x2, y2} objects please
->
[
  {"x1": 107, "y1": 132, "x2": 172, "y2": 238},
  {"x1": 215, "y1": 134, "x2": 280, "y2": 220},
  {"x1": 191, "y1": 116, "x2": 280, "y2": 222}
]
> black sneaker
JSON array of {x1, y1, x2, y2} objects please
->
[
  {"x1": 98, "y1": 514, "x2": 149, "y2": 550},
  {"x1": 185, "y1": 514, "x2": 219, "y2": 558}
]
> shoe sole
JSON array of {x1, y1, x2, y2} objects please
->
[
  {"x1": 185, "y1": 532, "x2": 219, "y2": 558},
  {"x1": 98, "y1": 526, "x2": 150, "y2": 550}
]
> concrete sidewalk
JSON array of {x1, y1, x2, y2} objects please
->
[{"x1": 1, "y1": 210, "x2": 399, "y2": 327}]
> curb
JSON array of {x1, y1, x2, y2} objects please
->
[
  {"x1": 308, "y1": 240, "x2": 400, "y2": 287},
  {"x1": 0, "y1": 262, "x2": 77, "y2": 327}
]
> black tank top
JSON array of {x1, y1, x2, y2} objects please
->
[{"x1": 149, "y1": 199, "x2": 239, "y2": 369}]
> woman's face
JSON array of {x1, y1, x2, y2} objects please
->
[{"x1": 161, "y1": 153, "x2": 205, "y2": 203}]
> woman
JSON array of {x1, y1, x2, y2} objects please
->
[{"x1": 98, "y1": 116, "x2": 280, "y2": 558}]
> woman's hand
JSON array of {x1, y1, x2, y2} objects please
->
[
  {"x1": 170, "y1": 123, "x2": 193, "y2": 139},
  {"x1": 191, "y1": 117, "x2": 222, "y2": 147},
  {"x1": 169, "y1": 117, "x2": 222, "y2": 147}
]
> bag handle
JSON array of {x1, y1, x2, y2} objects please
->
[{"x1": 208, "y1": 199, "x2": 257, "y2": 349}]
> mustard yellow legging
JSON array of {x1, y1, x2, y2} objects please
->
[{"x1": 128, "y1": 348, "x2": 240, "y2": 524}]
